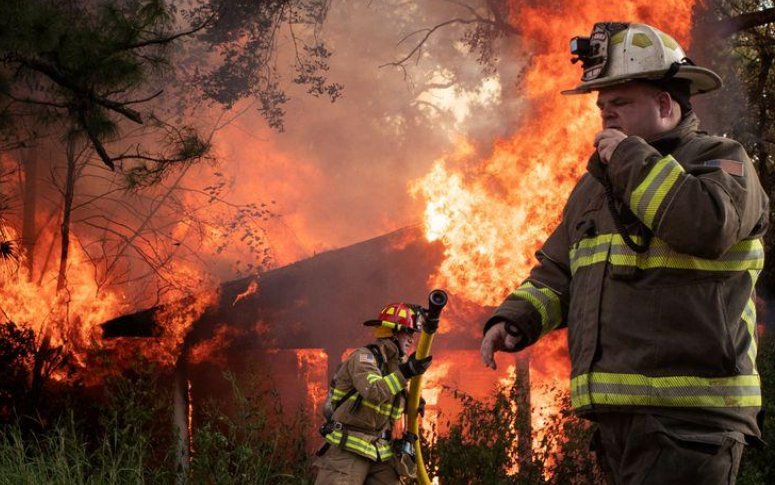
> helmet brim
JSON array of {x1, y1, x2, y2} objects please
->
[
  {"x1": 561, "y1": 66, "x2": 723, "y2": 96},
  {"x1": 362, "y1": 319, "x2": 419, "y2": 333}
]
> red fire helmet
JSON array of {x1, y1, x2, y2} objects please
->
[{"x1": 363, "y1": 302, "x2": 420, "y2": 337}]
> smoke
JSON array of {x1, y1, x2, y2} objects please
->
[{"x1": 207, "y1": 0, "x2": 528, "y2": 266}]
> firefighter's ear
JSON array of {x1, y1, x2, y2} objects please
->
[{"x1": 657, "y1": 91, "x2": 677, "y2": 119}]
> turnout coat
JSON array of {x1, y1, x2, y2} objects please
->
[
  {"x1": 324, "y1": 338, "x2": 408, "y2": 461},
  {"x1": 486, "y1": 113, "x2": 769, "y2": 438}
]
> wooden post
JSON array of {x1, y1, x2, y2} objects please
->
[
  {"x1": 515, "y1": 353, "x2": 533, "y2": 472},
  {"x1": 173, "y1": 352, "x2": 190, "y2": 485}
]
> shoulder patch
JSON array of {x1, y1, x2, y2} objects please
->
[
  {"x1": 704, "y1": 159, "x2": 744, "y2": 177},
  {"x1": 359, "y1": 352, "x2": 375, "y2": 363}
]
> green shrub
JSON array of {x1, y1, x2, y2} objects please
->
[
  {"x1": 189, "y1": 371, "x2": 313, "y2": 484},
  {"x1": 424, "y1": 380, "x2": 603, "y2": 484}
]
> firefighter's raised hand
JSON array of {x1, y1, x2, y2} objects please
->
[
  {"x1": 480, "y1": 322, "x2": 523, "y2": 370},
  {"x1": 399, "y1": 352, "x2": 432, "y2": 379},
  {"x1": 594, "y1": 129, "x2": 627, "y2": 164}
]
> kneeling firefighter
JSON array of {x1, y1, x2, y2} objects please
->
[{"x1": 313, "y1": 303, "x2": 433, "y2": 484}]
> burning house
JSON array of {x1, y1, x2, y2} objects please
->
[{"x1": 100, "y1": 225, "x2": 571, "y2": 469}]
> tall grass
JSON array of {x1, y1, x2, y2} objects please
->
[
  {"x1": 0, "y1": 363, "x2": 313, "y2": 484},
  {"x1": 0, "y1": 416, "x2": 151, "y2": 485}
]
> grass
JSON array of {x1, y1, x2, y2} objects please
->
[{"x1": 1, "y1": 332, "x2": 774, "y2": 484}]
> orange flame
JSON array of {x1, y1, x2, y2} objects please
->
[
  {"x1": 232, "y1": 279, "x2": 259, "y2": 306},
  {"x1": 0, "y1": 225, "x2": 123, "y2": 370},
  {"x1": 189, "y1": 323, "x2": 243, "y2": 366},
  {"x1": 296, "y1": 349, "x2": 329, "y2": 418},
  {"x1": 152, "y1": 264, "x2": 219, "y2": 366}
]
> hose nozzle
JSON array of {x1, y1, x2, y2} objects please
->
[{"x1": 423, "y1": 289, "x2": 447, "y2": 334}]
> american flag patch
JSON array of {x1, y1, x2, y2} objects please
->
[
  {"x1": 704, "y1": 159, "x2": 744, "y2": 177},
  {"x1": 359, "y1": 353, "x2": 375, "y2": 363}
]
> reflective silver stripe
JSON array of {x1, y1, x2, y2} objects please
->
[
  {"x1": 510, "y1": 281, "x2": 562, "y2": 334},
  {"x1": 569, "y1": 234, "x2": 613, "y2": 274},
  {"x1": 570, "y1": 234, "x2": 763, "y2": 275},
  {"x1": 740, "y1": 298, "x2": 757, "y2": 371},
  {"x1": 630, "y1": 154, "x2": 685, "y2": 228},
  {"x1": 571, "y1": 372, "x2": 761, "y2": 408}
]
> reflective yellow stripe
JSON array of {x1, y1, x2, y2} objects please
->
[
  {"x1": 741, "y1": 299, "x2": 757, "y2": 371},
  {"x1": 510, "y1": 281, "x2": 563, "y2": 334},
  {"x1": 743, "y1": 269, "x2": 761, "y2": 373},
  {"x1": 332, "y1": 388, "x2": 350, "y2": 399},
  {"x1": 384, "y1": 372, "x2": 402, "y2": 395},
  {"x1": 571, "y1": 372, "x2": 761, "y2": 408},
  {"x1": 325, "y1": 430, "x2": 394, "y2": 461},
  {"x1": 630, "y1": 154, "x2": 685, "y2": 228},
  {"x1": 331, "y1": 388, "x2": 400, "y2": 417},
  {"x1": 366, "y1": 373, "x2": 381, "y2": 384},
  {"x1": 391, "y1": 406, "x2": 404, "y2": 419},
  {"x1": 570, "y1": 235, "x2": 763, "y2": 275},
  {"x1": 569, "y1": 233, "x2": 613, "y2": 274},
  {"x1": 357, "y1": 372, "x2": 403, "y2": 395}
]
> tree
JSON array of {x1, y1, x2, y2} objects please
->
[
  {"x1": 695, "y1": 1, "x2": 775, "y2": 312},
  {"x1": 0, "y1": 0, "x2": 341, "y2": 411},
  {"x1": 381, "y1": 0, "x2": 517, "y2": 78}
]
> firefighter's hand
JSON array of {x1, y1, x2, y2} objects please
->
[
  {"x1": 594, "y1": 129, "x2": 627, "y2": 164},
  {"x1": 399, "y1": 352, "x2": 432, "y2": 379},
  {"x1": 480, "y1": 322, "x2": 522, "y2": 370}
]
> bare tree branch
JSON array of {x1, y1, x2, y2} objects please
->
[{"x1": 715, "y1": 7, "x2": 775, "y2": 37}]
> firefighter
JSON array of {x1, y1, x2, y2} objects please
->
[
  {"x1": 314, "y1": 303, "x2": 432, "y2": 485},
  {"x1": 480, "y1": 22, "x2": 768, "y2": 485}
]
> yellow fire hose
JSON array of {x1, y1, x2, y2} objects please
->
[{"x1": 407, "y1": 289, "x2": 447, "y2": 485}]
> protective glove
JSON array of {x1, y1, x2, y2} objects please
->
[{"x1": 399, "y1": 352, "x2": 432, "y2": 379}]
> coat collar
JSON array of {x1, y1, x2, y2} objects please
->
[
  {"x1": 374, "y1": 337, "x2": 400, "y2": 362},
  {"x1": 646, "y1": 112, "x2": 700, "y2": 155}
]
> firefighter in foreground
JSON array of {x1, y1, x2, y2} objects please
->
[
  {"x1": 481, "y1": 22, "x2": 768, "y2": 484},
  {"x1": 314, "y1": 303, "x2": 432, "y2": 484}
]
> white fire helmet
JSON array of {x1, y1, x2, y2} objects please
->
[{"x1": 562, "y1": 22, "x2": 722, "y2": 95}]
